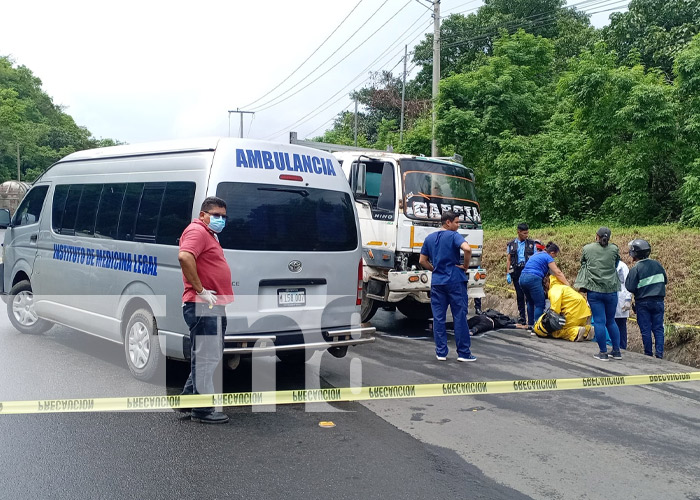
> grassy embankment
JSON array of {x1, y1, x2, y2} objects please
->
[{"x1": 481, "y1": 224, "x2": 700, "y2": 368}]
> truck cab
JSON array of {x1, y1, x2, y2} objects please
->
[{"x1": 334, "y1": 151, "x2": 486, "y2": 322}]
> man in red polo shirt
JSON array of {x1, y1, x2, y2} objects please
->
[{"x1": 178, "y1": 196, "x2": 234, "y2": 424}]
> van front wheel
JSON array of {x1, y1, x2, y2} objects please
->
[
  {"x1": 7, "y1": 280, "x2": 52, "y2": 334},
  {"x1": 124, "y1": 308, "x2": 164, "y2": 382}
]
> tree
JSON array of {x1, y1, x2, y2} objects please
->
[
  {"x1": 558, "y1": 43, "x2": 679, "y2": 223},
  {"x1": 603, "y1": 0, "x2": 700, "y2": 78},
  {"x1": 674, "y1": 33, "x2": 700, "y2": 225},
  {"x1": 0, "y1": 56, "x2": 120, "y2": 182}
]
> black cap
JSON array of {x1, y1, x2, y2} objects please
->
[{"x1": 596, "y1": 227, "x2": 611, "y2": 239}]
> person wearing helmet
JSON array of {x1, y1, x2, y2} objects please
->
[{"x1": 625, "y1": 239, "x2": 667, "y2": 359}]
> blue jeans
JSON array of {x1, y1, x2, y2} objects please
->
[
  {"x1": 431, "y1": 281, "x2": 471, "y2": 358},
  {"x1": 636, "y1": 300, "x2": 665, "y2": 358},
  {"x1": 181, "y1": 302, "x2": 227, "y2": 417},
  {"x1": 588, "y1": 291, "x2": 620, "y2": 353},
  {"x1": 519, "y1": 273, "x2": 545, "y2": 327}
]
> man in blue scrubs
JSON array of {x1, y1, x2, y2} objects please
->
[{"x1": 419, "y1": 211, "x2": 476, "y2": 362}]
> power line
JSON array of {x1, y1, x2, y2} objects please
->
[
  {"x1": 242, "y1": 0, "x2": 366, "y2": 109},
  {"x1": 440, "y1": 0, "x2": 630, "y2": 49},
  {"x1": 249, "y1": 0, "x2": 393, "y2": 112},
  {"x1": 290, "y1": 25, "x2": 432, "y2": 140},
  {"x1": 441, "y1": 0, "x2": 482, "y2": 17},
  {"x1": 295, "y1": 53, "x2": 409, "y2": 140},
  {"x1": 439, "y1": 0, "x2": 628, "y2": 44},
  {"x1": 265, "y1": 19, "x2": 432, "y2": 140},
  {"x1": 254, "y1": 0, "x2": 417, "y2": 113},
  {"x1": 263, "y1": 42, "x2": 415, "y2": 140}
]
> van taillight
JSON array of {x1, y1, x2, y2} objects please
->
[{"x1": 357, "y1": 259, "x2": 363, "y2": 306}]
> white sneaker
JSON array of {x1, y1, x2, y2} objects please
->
[{"x1": 436, "y1": 355, "x2": 447, "y2": 361}]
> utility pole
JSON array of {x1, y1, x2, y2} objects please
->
[
  {"x1": 228, "y1": 109, "x2": 255, "y2": 138},
  {"x1": 431, "y1": 0, "x2": 440, "y2": 157},
  {"x1": 400, "y1": 44, "x2": 407, "y2": 143},
  {"x1": 16, "y1": 143, "x2": 20, "y2": 181},
  {"x1": 354, "y1": 99, "x2": 358, "y2": 147}
]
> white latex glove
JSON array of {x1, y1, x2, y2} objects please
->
[
  {"x1": 197, "y1": 288, "x2": 218, "y2": 307},
  {"x1": 621, "y1": 301, "x2": 631, "y2": 312}
]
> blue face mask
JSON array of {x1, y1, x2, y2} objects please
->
[{"x1": 208, "y1": 215, "x2": 226, "y2": 233}]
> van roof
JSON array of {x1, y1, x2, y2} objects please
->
[{"x1": 59, "y1": 137, "x2": 222, "y2": 162}]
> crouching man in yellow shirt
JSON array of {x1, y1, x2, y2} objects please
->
[{"x1": 534, "y1": 276, "x2": 595, "y2": 341}]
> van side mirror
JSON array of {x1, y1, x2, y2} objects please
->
[{"x1": 0, "y1": 208, "x2": 11, "y2": 228}]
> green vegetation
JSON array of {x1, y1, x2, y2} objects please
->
[
  {"x1": 0, "y1": 56, "x2": 120, "y2": 183},
  {"x1": 483, "y1": 224, "x2": 700, "y2": 366},
  {"x1": 315, "y1": 0, "x2": 700, "y2": 227}
]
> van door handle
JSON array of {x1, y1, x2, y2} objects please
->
[{"x1": 30, "y1": 234, "x2": 37, "y2": 241}]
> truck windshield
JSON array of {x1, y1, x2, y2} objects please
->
[{"x1": 399, "y1": 159, "x2": 480, "y2": 226}]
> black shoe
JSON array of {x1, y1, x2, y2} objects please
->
[
  {"x1": 593, "y1": 352, "x2": 609, "y2": 361},
  {"x1": 474, "y1": 308, "x2": 483, "y2": 316},
  {"x1": 611, "y1": 350, "x2": 622, "y2": 360},
  {"x1": 655, "y1": 354, "x2": 663, "y2": 359},
  {"x1": 191, "y1": 411, "x2": 229, "y2": 424},
  {"x1": 517, "y1": 317, "x2": 526, "y2": 325}
]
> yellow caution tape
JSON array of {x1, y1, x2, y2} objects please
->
[{"x1": 0, "y1": 372, "x2": 698, "y2": 415}]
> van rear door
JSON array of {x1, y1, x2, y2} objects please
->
[
  {"x1": 207, "y1": 139, "x2": 361, "y2": 343},
  {"x1": 215, "y1": 181, "x2": 359, "y2": 338}
]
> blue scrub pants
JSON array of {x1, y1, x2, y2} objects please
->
[{"x1": 431, "y1": 281, "x2": 471, "y2": 358}]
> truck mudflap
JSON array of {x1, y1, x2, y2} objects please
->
[{"x1": 387, "y1": 268, "x2": 487, "y2": 296}]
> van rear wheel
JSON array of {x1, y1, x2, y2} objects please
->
[
  {"x1": 124, "y1": 307, "x2": 164, "y2": 382},
  {"x1": 7, "y1": 280, "x2": 52, "y2": 334}
]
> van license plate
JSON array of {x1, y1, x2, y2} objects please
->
[{"x1": 278, "y1": 288, "x2": 306, "y2": 307}]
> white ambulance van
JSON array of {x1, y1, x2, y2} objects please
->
[{"x1": 0, "y1": 138, "x2": 374, "y2": 381}]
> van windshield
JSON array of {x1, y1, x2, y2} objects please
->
[
  {"x1": 216, "y1": 182, "x2": 358, "y2": 252},
  {"x1": 399, "y1": 159, "x2": 480, "y2": 226}
]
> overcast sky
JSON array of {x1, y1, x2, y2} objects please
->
[{"x1": 1, "y1": 0, "x2": 626, "y2": 146}]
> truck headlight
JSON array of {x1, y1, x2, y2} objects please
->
[{"x1": 469, "y1": 254, "x2": 481, "y2": 268}]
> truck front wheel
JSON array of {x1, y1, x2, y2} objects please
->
[
  {"x1": 360, "y1": 284, "x2": 379, "y2": 322},
  {"x1": 396, "y1": 297, "x2": 433, "y2": 320}
]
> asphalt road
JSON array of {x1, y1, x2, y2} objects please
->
[{"x1": 0, "y1": 308, "x2": 699, "y2": 500}]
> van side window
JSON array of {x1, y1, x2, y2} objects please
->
[
  {"x1": 52, "y1": 185, "x2": 69, "y2": 231},
  {"x1": 95, "y1": 184, "x2": 126, "y2": 239},
  {"x1": 134, "y1": 183, "x2": 166, "y2": 242},
  {"x1": 12, "y1": 185, "x2": 49, "y2": 226},
  {"x1": 60, "y1": 185, "x2": 84, "y2": 235},
  {"x1": 157, "y1": 182, "x2": 196, "y2": 245},
  {"x1": 117, "y1": 183, "x2": 144, "y2": 241},
  {"x1": 75, "y1": 184, "x2": 103, "y2": 236}
]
